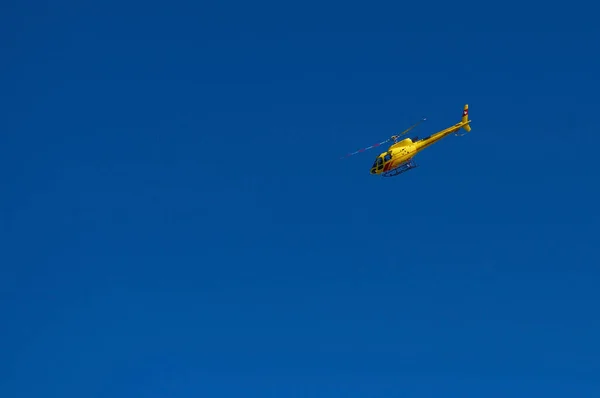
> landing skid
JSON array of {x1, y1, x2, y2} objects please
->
[{"x1": 382, "y1": 159, "x2": 418, "y2": 177}]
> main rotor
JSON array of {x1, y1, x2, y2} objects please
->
[{"x1": 340, "y1": 117, "x2": 426, "y2": 160}]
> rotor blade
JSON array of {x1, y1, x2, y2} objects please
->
[
  {"x1": 340, "y1": 137, "x2": 393, "y2": 159},
  {"x1": 396, "y1": 117, "x2": 427, "y2": 137}
]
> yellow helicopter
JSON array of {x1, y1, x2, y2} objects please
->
[{"x1": 341, "y1": 104, "x2": 472, "y2": 177}]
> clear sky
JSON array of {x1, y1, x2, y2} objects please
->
[{"x1": 2, "y1": 1, "x2": 599, "y2": 397}]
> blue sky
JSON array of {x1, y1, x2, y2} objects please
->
[{"x1": 2, "y1": 1, "x2": 599, "y2": 397}]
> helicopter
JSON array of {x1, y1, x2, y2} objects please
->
[{"x1": 341, "y1": 104, "x2": 472, "y2": 177}]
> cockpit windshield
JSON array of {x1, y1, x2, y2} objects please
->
[{"x1": 371, "y1": 154, "x2": 391, "y2": 174}]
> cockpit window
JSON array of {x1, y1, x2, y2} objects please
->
[
  {"x1": 372, "y1": 156, "x2": 385, "y2": 170},
  {"x1": 384, "y1": 153, "x2": 391, "y2": 162}
]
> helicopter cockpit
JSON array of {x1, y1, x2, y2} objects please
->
[{"x1": 370, "y1": 152, "x2": 392, "y2": 174}]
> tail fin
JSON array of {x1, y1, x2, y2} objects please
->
[{"x1": 461, "y1": 104, "x2": 471, "y2": 132}]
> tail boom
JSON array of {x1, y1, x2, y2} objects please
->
[{"x1": 413, "y1": 104, "x2": 472, "y2": 151}]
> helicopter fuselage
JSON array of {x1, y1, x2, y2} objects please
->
[{"x1": 370, "y1": 111, "x2": 471, "y2": 176}]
